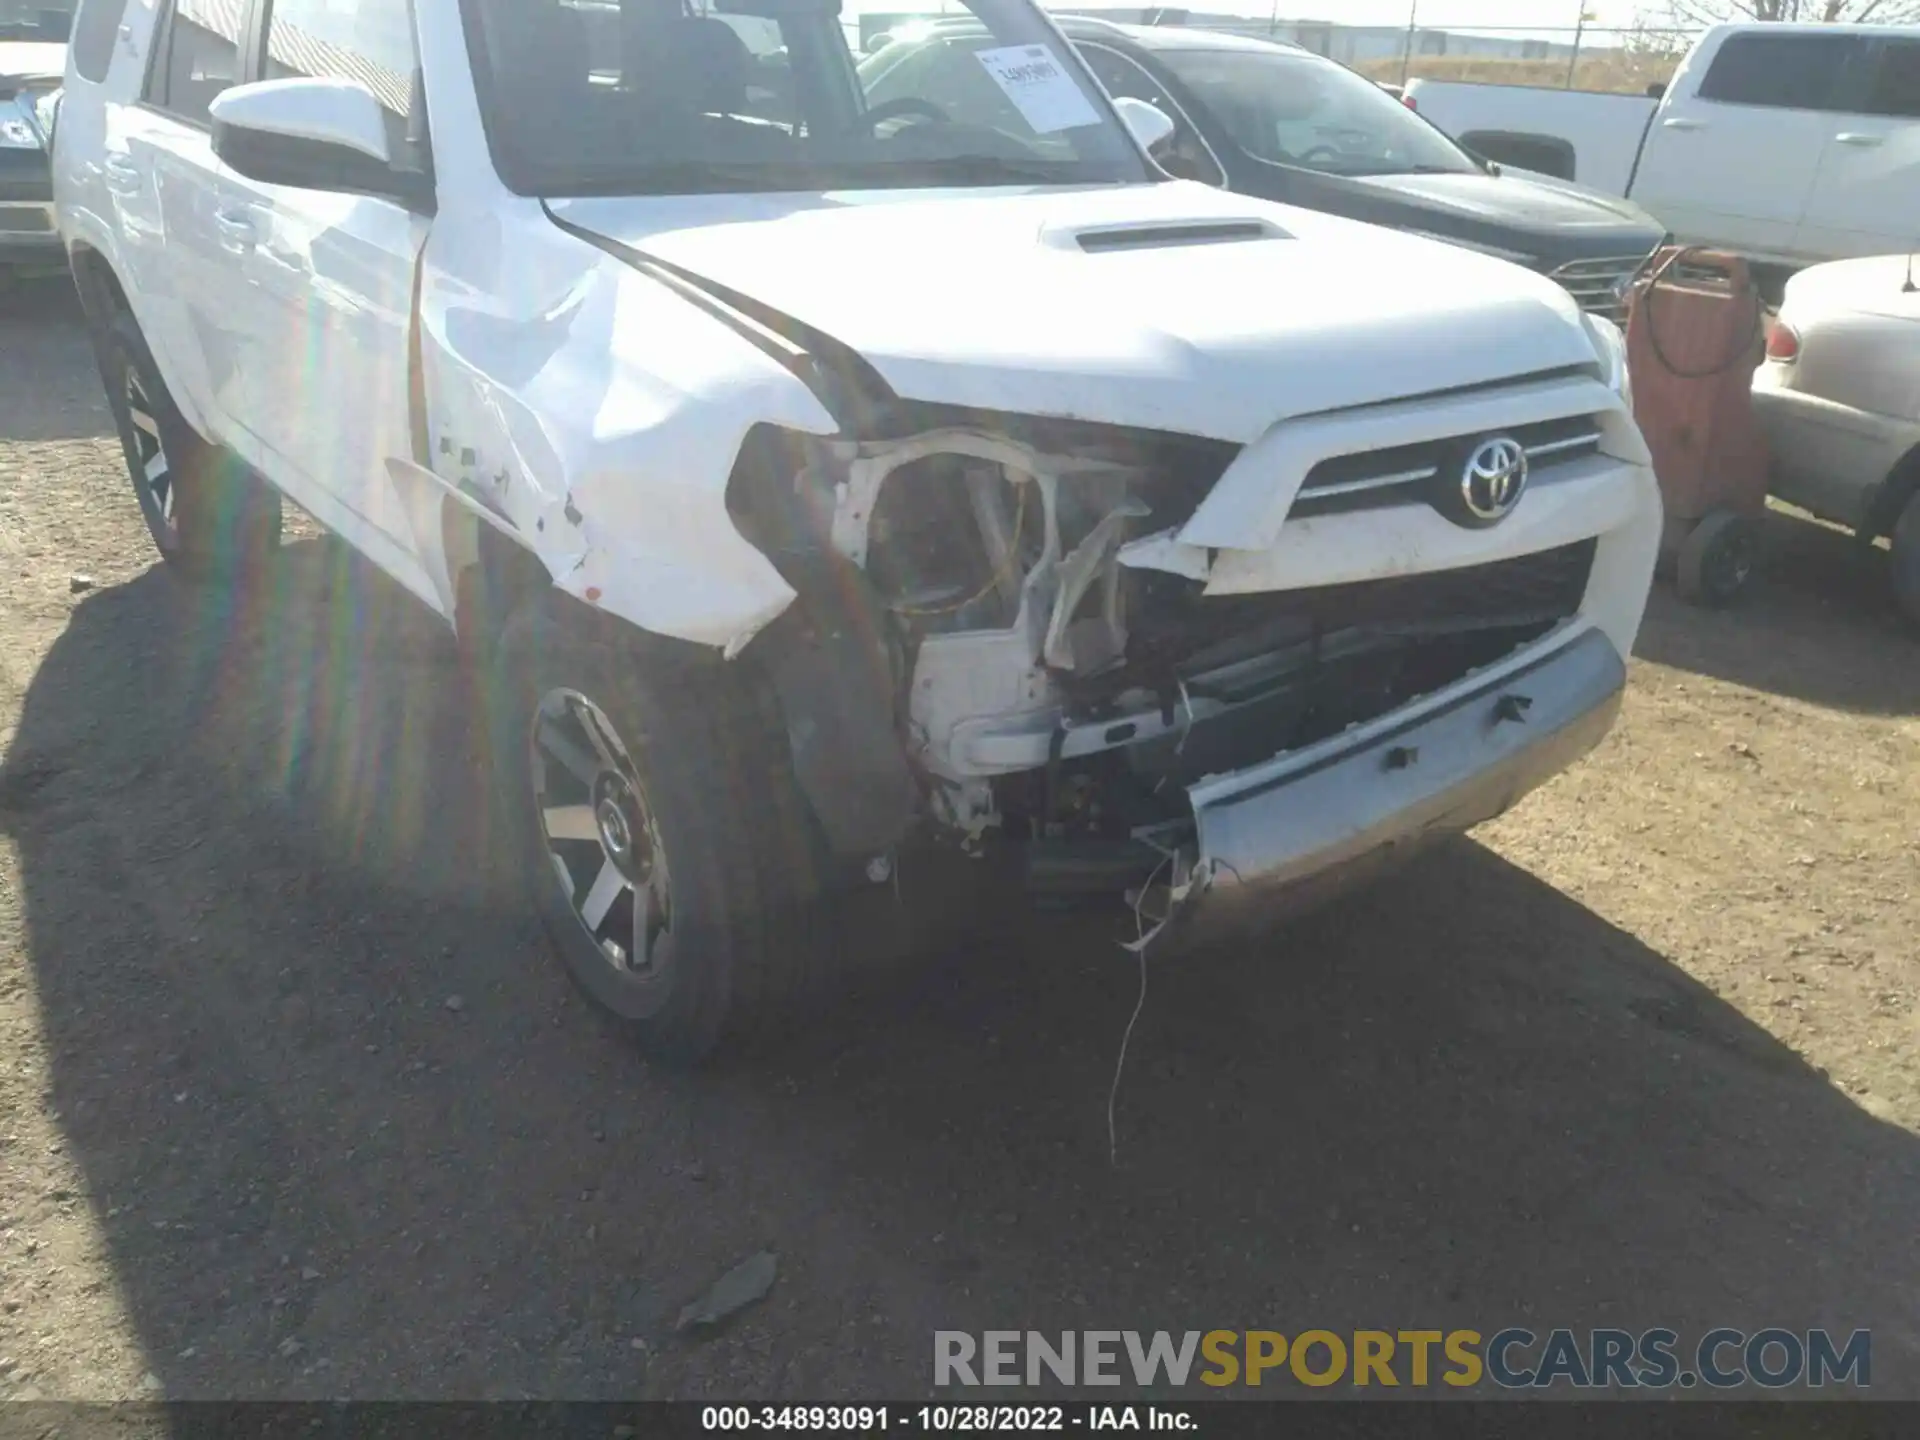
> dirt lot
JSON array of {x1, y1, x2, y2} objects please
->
[{"x1": 0, "y1": 277, "x2": 1917, "y2": 1402}]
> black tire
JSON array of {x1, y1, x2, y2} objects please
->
[
  {"x1": 490, "y1": 594, "x2": 825, "y2": 1065},
  {"x1": 1675, "y1": 509, "x2": 1758, "y2": 607},
  {"x1": 94, "y1": 306, "x2": 280, "y2": 581},
  {"x1": 1892, "y1": 491, "x2": 1920, "y2": 633}
]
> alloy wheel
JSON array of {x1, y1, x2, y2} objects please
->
[
  {"x1": 124, "y1": 368, "x2": 175, "y2": 538},
  {"x1": 529, "y1": 688, "x2": 673, "y2": 977}
]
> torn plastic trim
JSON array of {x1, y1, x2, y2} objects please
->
[
  {"x1": 1117, "y1": 526, "x2": 1212, "y2": 583},
  {"x1": 544, "y1": 204, "x2": 898, "y2": 438},
  {"x1": 1042, "y1": 501, "x2": 1147, "y2": 672}
]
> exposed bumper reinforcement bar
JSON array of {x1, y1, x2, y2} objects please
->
[{"x1": 1170, "y1": 625, "x2": 1626, "y2": 948}]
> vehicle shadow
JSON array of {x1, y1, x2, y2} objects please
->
[
  {"x1": 0, "y1": 278, "x2": 109, "y2": 443},
  {"x1": 1633, "y1": 506, "x2": 1920, "y2": 717},
  {"x1": 4, "y1": 540, "x2": 1919, "y2": 1401}
]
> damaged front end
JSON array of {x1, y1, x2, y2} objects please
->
[{"x1": 732, "y1": 407, "x2": 1621, "y2": 932}]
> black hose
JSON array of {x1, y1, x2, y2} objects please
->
[{"x1": 1636, "y1": 245, "x2": 1766, "y2": 382}]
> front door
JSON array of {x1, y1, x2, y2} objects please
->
[{"x1": 225, "y1": 0, "x2": 435, "y2": 603}]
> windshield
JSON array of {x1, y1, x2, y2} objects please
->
[
  {"x1": 462, "y1": 0, "x2": 1150, "y2": 197},
  {"x1": 1153, "y1": 46, "x2": 1476, "y2": 178}
]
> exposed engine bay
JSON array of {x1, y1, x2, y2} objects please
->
[{"x1": 749, "y1": 419, "x2": 1596, "y2": 906}]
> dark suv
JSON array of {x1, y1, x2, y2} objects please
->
[{"x1": 860, "y1": 17, "x2": 1667, "y2": 322}]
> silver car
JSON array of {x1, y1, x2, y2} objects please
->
[{"x1": 1753, "y1": 254, "x2": 1920, "y2": 629}]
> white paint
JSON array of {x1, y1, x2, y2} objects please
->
[
  {"x1": 1111, "y1": 97, "x2": 1175, "y2": 155},
  {"x1": 207, "y1": 77, "x2": 393, "y2": 165},
  {"x1": 550, "y1": 186, "x2": 1598, "y2": 446}
]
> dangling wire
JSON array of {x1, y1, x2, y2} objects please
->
[{"x1": 1108, "y1": 839, "x2": 1192, "y2": 1167}]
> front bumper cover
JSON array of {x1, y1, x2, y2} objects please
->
[{"x1": 1168, "y1": 624, "x2": 1625, "y2": 947}]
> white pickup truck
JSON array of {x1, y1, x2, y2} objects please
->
[
  {"x1": 53, "y1": 0, "x2": 1658, "y2": 1062},
  {"x1": 1406, "y1": 22, "x2": 1920, "y2": 287}
]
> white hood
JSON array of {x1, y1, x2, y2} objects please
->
[{"x1": 550, "y1": 181, "x2": 1601, "y2": 445}]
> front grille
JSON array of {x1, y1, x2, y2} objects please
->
[
  {"x1": 1087, "y1": 540, "x2": 1596, "y2": 710},
  {"x1": 1289, "y1": 413, "x2": 1603, "y2": 521},
  {"x1": 1191, "y1": 538, "x2": 1594, "y2": 649},
  {"x1": 1548, "y1": 254, "x2": 1649, "y2": 324},
  {"x1": 1068, "y1": 542, "x2": 1598, "y2": 772}
]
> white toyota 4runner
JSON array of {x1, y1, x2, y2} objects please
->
[{"x1": 54, "y1": 0, "x2": 1660, "y2": 1061}]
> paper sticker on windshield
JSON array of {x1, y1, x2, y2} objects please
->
[{"x1": 974, "y1": 43, "x2": 1102, "y2": 135}]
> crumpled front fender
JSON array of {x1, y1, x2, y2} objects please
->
[{"x1": 415, "y1": 217, "x2": 844, "y2": 651}]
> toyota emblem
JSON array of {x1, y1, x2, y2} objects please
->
[{"x1": 1459, "y1": 436, "x2": 1530, "y2": 525}]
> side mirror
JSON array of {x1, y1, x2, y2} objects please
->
[
  {"x1": 209, "y1": 77, "x2": 429, "y2": 209},
  {"x1": 1113, "y1": 96, "x2": 1176, "y2": 154},
  {"x1": 1646, "y1": 81, "x2": 1667, "y2": 100}
]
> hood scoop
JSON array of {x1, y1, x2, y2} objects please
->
[{"x1": 1056, "y1": 217, "x2": 1290, "y2": 254}]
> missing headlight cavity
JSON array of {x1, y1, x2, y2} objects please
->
[{"x1": 865, "y1": 458, "x2": 1034, "y2": 634}]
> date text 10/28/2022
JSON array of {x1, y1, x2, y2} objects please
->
[{"x1": 701, "y1": 1408, "x2": 1192, "y2": 1432}]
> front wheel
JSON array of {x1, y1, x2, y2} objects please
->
[
  {"x1": 490, "y1": 596, "x2": 825, "y2": 1065},
  {"x1": 94, "y1": 308, "x2": 280, "y2": 582}
]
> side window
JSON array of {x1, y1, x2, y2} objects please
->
[
  {"x1": 147, "y1": 0, "x2": 246, "y2": 125},
  {"x1": 1081, "y1": 46, "x2": 1163, "y2": 105},
  {"x1": 1079, "y1": 44, "x2": 1223, "y2": 186},
  {"x1": 263, "y1": 0, "x2": 419, "y2": 153},
  {"x1": 1695, "y1": 33, "x2": 1861, "y2": 113},
  {"x1": 70, "y1": 0, "x2": 133, "y2": 84},
  {"x1": 1864, "y1": 40, "x2": 1920, "y2": 120},
  {"x1": 711, "y1": 14, "x2": 797, "y2": 131}
]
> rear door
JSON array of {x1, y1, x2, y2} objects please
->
[
  {"x1": 1630, "y1": 29, "x2": 1869, "y2": 265},
  {"x1": 1796, "y1": 36, "x2": 1920, "y2": 263}
]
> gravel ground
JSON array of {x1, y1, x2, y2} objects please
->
[{"x1": 0, "y1": 277, "x2": 1917, "y2": 1402}]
